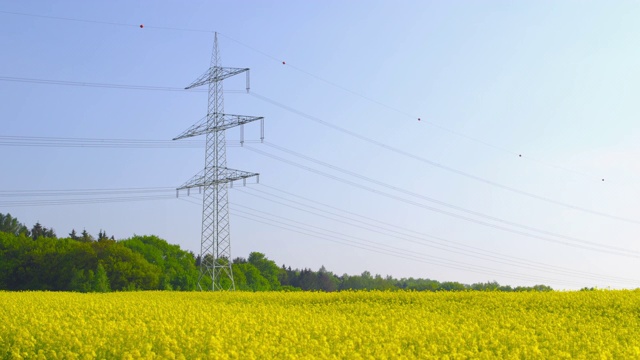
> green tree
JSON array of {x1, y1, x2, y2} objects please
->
[
  {"x1": 439, "y1": 281, "x2": 466, "y2": 291},
  {"x1": 248, "y1": 252, "x2": 280, "y2": 290},
  {"x1": 317, "y1": 266, "x2": 339, "y2": 292},
  {"x1": 68, "y1": 229, "x2": 79, "y2": 240},
  {"x1": 70, "y1": 268, "x2": 93, "y2": 292},
  {"x1": 92, "y1": 240, "x2": 161, "y2": 291},
  {"x1": 120, "y1": 235, "x2": 199, "y2": 291},
  {"x1": 235, "y1": 262, "x2": 270, "y2": 291},
  {"x1": 80, "y1": 229, "x2": 94, "y2": 242},
  {"x1": 30, "y1": 222, "x2": 56, "y2": 240},
  {"x1": 92, "y1": 263, "x2": 111, "y2": 292},
  {"x1": 231, "y1": 264, "x2": 247, "y2": 289},
  {"x1": 532, "y1": 284, "x2": 553, "y2": 292},
  {"x1": 97, "y1": 230, "x2": 113, "y2": 242},
  {"x1": 0, "y1": 213, "x2": 29, "y2": 236},
  {"x1": 470, "y1": 281, "x2": 501, "y2": 291},
  {"x1": 297, "y1": 268, "x2": 319, "y2": 290}
]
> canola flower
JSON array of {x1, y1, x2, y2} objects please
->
[{"x1": 1, "y1": 290, "x2": 640, "y2": 359}]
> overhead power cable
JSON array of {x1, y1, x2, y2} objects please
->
[
  {"x1": 0, "y1": 8, "x2": 607, "y2": 181},
  {"x1": 1, "y1": 77, "x2": 634, "y2": 252},
  {"x1": 232, "y1": 211, "x2": 595, "y2": 288},
  {"x1": 232, "y1": 204, "x2": 587, "y2": 286},
  {"x1": 180, "y1": 196, "x2": 596, "y2": 287},
  {"x1": 0, "y1": 186, "x2": 174, "y2": 197},
  {"x1": 251, "y1": 94, "x2": 635, "y2": 224},
  {"x1": 243, "y1": 145, "x2": 640, "y2": 258},
  {"x1": 0, "y1": 135, "x2": 258, "y2": 148},
  {"x1": 0, "y1": 75, "x2": 210, "y2": 92},
  {"x1": 260, "y1": 141, "x2": 636, "y2": 250},
  {"x1": 0, "y1": 76, "x2": 239, "y2": 94},
  {"x1": 0, "y1": 135, "x2": 202, "y2": 148},
  {"x1": 0, "y1": 195, "x2": 175, "y2": 207},
  {"x1": 229, "y1": 202, "x2": 613, "y2": 288},
  {"x1": 1, "y1": 8, "x2": 611, "y2": 185},
  {"x1": 1, "y1": 76, "x2": 626, "y2": 225},
  {"x1": 235, "y1": 184, "x2": 639, "y2": 286},
  {"x1": 0, "y1": 186, "x2": 177, "y2": 207},
  {"x1": 0, "y1": 10, "x2": 214, "y2": 33},
  {"x1": 215, "y1": 34, "x2": 605, "y2": 182},
  {"x1": 0, "y1": 73, "x2": 615, "y2": 214}
]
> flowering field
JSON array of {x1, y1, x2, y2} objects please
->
[{"x1": 1, "y1": 290, "x2": 639, "y2": 359}]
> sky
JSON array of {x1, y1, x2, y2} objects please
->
[{"x1": 1, "y1": 1, "x2": 640, "y2": 290}]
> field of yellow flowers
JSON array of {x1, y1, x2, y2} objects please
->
[{"x1": 1, "y1": 290, "x2": 640, "y2": 359}]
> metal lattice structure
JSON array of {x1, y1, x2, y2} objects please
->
[{"x1": 174, "y1": 33, "x2": 263, "y2": 290}]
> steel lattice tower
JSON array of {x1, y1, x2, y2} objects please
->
[{"x1": 174, "y1": 33, "x2": 263, "y2": 290}]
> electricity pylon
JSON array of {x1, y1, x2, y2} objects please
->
[{"x1": 174, "y1": 33, "x2": 263, "y2": 290}]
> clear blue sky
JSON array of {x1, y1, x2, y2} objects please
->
[{"x1": 2, "y1": 1, "x2": 640, "y2": 289}]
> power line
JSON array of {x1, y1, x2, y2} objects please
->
[
  {"x1": 0, "y1": 10, "x2": 214, "y2": 33},
  {"x1": 0, "y1": 135, "x2": 259, "y2": 148},
  {"x1": 259, "y1": 141, "x2": 640, "y2": 247},
  {"x1": 233, "y1": 187, "x2": 637, "y2": 286},
  {"x1": 0, "y1": 75, "x2": 621, "y2": 224},
  {"x1": 0, "y1": 186, "x2": 174, "y2": 197},
  {"x1": 2, "y1": 77, "x2": 625, "y2": 224},
  {"x1": 9, "y1": 181, "x2": 635, "y2": 285},
  {"x1": 1, "y1": 81, "x2": 633, "y2": 254},
  {"x1": 243, "y1": 144, "x2": 640, "y2": 258},
  {"x1": 0, "y1": 75, "x2": 211, "y2": 92},
  {"x1": 235, "y1": 184, "x2": 639, "y2": 285},
  {"x1": 0, "y1": 74, "x2": 612, "y2": 188},
  {"x1": 215, "y1": 35, "x2": 606, "y2": 182},
  {"x1": 0, "y1": 76, "x2": 242, "y2": 95},
  {"x1": 0, "y1": 75, "x2": 246, "y2": 94},
  {"x1": 0, "y1": 194, "x2": 175, "y2": 207},
  {"x1": 0, "y1": 135, "x2": 201, "y2": 148},
  {"x1": 0, "y1": 9, "x2": 608, "y2": 181},
  {"x1": 0, "y1": 186, "x2": 176, "y2": 206},
  {"x1": 251, "y1": 95, "x2": 634, "y2": 223},
  {"x1": 13, "y1": 182, "x2": 634, "y2": 285},
  {"x1": 184, "y1": 192, "x2": 595, "y2": 287},
  {"x1": 209, "y1": 199, "x2": 612, "y2": 288}
]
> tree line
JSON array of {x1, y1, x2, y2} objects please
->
[{"x1": 0, "y1": 212, "x2": 552, "y2": 292}]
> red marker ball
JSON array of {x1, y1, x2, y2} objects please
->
[{"x1": 140, "y1": 24, "x2": 144, "y2": 28}]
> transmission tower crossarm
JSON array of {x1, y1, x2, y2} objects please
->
[
  {"x1": 184, "y1": 67, "x2": 250, "y2": 89},
  {"x1": 172, "y1": 116, "x2": 207, "y2": 140},
  {"x1": 173, "y1": 114, "x2": 264, "y2": 140},
  {"x1": 177, "y1": 167, "x2": 259, "y2": 191}
]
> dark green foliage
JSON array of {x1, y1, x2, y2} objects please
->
[
  {"x1": 92, "y1": 263, "x2": 111, "y2": 292},
  {"x1": 30, "y1": 222, "x2": 56, "y2": 240},
  {"x1": 0, "y1": 230, "x2": 158, "y2": 291},
  {"x1": 80, "y1": 229, "x2": 94, "y2": 242},
  {"x1": 0, "y1": 213, "x2": 29, "y2": 236},
  {"x1": 69, "y1": 268, "x2": 93, "y2": 293},
  {"x1": 93, "y1": 239, "x2": 160, "y2": 290},
  {"x1": 0, "y1": 213, "x2": 554, "y2": 293},
  {"x1": 120, "y1": 235, "x2": 199, "y2": 291},
  {"x1": 248, "y1": 252, "x2": 280, "y2": 290},
  {"x1": 395, "y1": 277, "x2": 440, "y2": 291},
  {"x1": 231, "y1": 261, "x2": 268, "y2": 291}
]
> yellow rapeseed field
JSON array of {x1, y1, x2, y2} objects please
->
[{"x1": 1, "y1": 290, "x2": 640, "y2": 359}]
